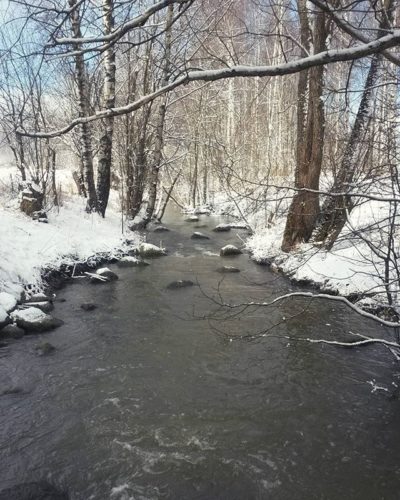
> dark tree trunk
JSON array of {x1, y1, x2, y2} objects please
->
[
  {"x1": 282, "y1": 1, "x2": 327, "y2": 252},
  {"x1": 96, "y1": 0, "x2": 116, "y2": 217}
]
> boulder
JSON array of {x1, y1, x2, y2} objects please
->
[
  {"x1": 11, "y1": 307, "x2": 64, "y2": 333},
  {"x1": 153, "y1": 226, "x2": 170, "y2": 233},
  {"x1": 191, "y1": 232, "x2": 210, "y2": 240},
  {"x1": 89, "y1": 267, "x2": 119, "y2": 283},
  {"x1": 138, "y1": 243, "x2": 167, "y2": 257},
  {"x1": 228, "y1": 222, "x2": 248, "y2": 230},
  {"x1": 19, "y1": 182, "x2": 44, "y2": 216},
  {"x1": 166, "y1": 280, "x2": 195, "y2": 290},
  {"x1": 220, "y1": 245, "x2": 242, "y2": 256},
  {"x1": 117, "y1": 256, "x2": 149, "y2": 268},
  {"x1": 0, "y1": 481, "x2": 68, "y2": 500},
  {"x1": 25, "y1": 293, "x2": 52, "y2": 303},
  {"x1": 216, "y1": 266, "x2": 241, "y2": 273},
  {"x1": 23, "y1": 301, "x2": 54, "y2": 313},
  {"x1": 185, "y1": 215, "x2": 199, "y2": 222},
  {"x1": 81, "y1": 303, "x2": 97, "y2": 312},
  {"x1": 0, "y1": 324, "x2": 25, "y2": 339},
  {"x1": 213, "y1": 224, "x2": 231, "y2": 232},
  {"x1": 35, "y1": 342, "x2": 56, "y2": 356}
]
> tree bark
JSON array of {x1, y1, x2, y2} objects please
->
[
  {"x1": 68, "y1": 0, "x2": 97, "y2": 212},
  {"x1": 282, "y1": 1, "x2": 327, "y2": 252},
  {"x1": 97, "y1": 0, "x2": 116, "y2": 217},
  {"x1": 314, "y1": 0, "x2": 394, "y2": 249}
]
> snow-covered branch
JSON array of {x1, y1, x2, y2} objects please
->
[{"x1": 19, "y1": 29, "x2": 400, "y2": 139}]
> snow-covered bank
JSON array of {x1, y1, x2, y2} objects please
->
[{"x1": 0, "y1": 197, "x2": 140, "y2": 305}]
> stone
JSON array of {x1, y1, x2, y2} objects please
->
[
  {"x1": 213, "y1": 224, "x2": 231, "y2": 232},
  {"x1": 138, "y1": 243, "x2": 167, "y2": 257},
  {"x1": 97, "y1": 268, "x2": 119, "y2": 280},
  {"x1": 23, "y1": 301, "x2": 54, "y2": 313},
  {"x1": 25, "y1": 293, "x2": 52, "y2": 303},
  {"x1": 0, "y1": 481, "x2": 68, "y2": 500},
  {"x1": 220, "y1": 245, "x2": 242, "y2": 256},
  {"x1": 11, "y1": 307, "x2": 64, "y2": 333},
  {"x1": 185, "y1": 215, "x2": 199, "y2": 222},
  {"x1": 32, "y1": 210, "x2": 48, "y2": 221},
  {"x1": 191, "y1": 232, "x2": 210, "y2": 240},
  {"x1": 117, "y1": 256, "x2": 149, "y2": 267},
  {"x1": 35, "y1": 342, "x2": 56, "y2": 356},
  {"x1": 153, "y1": 226, "x2": 170, "y2": 233},
  {"x1": 216, "y1": 266, "x2": 241, "y2": 273},
  {"x1": 228, "y1": 222, "x2": 248, "y2": 230},
  {"x1": 166, "y1": 280, "x2": 195, "y2": 290},
  {"x1": 0, "y1": 324, "x2": 25, "y2": 339},
  {"x1": 81, "y1": 303, "x2": 97, "y2": 311},
  {"x1": 19, "y1": 181, "x2": 44, "y2": 216}
]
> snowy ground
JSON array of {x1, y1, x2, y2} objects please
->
[
  {"x1": 0, "y1": 167, "x2": 140, "y2": 309},
  {"x1": 207, "y1": 182, "x2": 397, "y2": 309}
]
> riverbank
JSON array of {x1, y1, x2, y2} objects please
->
[{"x1": 0, "y1": 197, "x2": 140, "y2": 322}]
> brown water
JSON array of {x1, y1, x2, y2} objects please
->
[{"x1": 0, "y1": 211, "x2": 400, "y2": 499}]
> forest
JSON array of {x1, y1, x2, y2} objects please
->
[{"x1": 1, "y1": 1, "x2": 400, "y2": 499}]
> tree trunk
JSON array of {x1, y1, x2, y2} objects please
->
[
  {"x1": 68, "y1": 0, "x2": 97, "y2": 212},
  {"x1": 282, "y1": 1, "x2": 327, "y2": 252},
  {"x1": 96, "y1": 0, "x2": 116, "y2": 217},
  {"x1": 142, "y1": 3, "x2": 174, "y2": 225},
  {"x1": 314, "y1": 0, "x2": 394, "y2": 249}
]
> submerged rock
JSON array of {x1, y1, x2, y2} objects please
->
[
  {"x1": 11, "y1": 307, "x2": 64, "y2": 333},
  {"x1": 35, "y1": 341, "x2": 56, "y2": 356},
  {"x1": 117, "y1": 256, "x2": 149, "y2": 268},
  {"x1": 81, "y1": 303, "x2": 97, "y2": 312},
  {"x1": 0, "y1": 481, "x2": 68, "y2": 500},
  {"x1": 220, "y1": 245, "x2": 242, "y2": 256},
  {"x1": 213, "y1": 224, "x2": 231, "y2": 232},
  {"x1": 166, "y1": 280, "x2": 195, "y2": 290},
  {"x1": 138, "y1": 243, "x2": 167, "y2": 257},
  {"x1": 191, "y1": 232, "x2": 210, "y2": 240},
  {"x1": 153, "y1": 226, "x2": 170, "y2": 233},
  {"x1": 216, "y1": 266, "x2": 241, "y2": 273},
  {"x1": 0, "y1": 323, "x2": 25, "y2": 339}
]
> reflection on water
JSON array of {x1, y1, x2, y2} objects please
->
[{"x1": 0, "y1": 210, "x2": 400, "y2": 500}]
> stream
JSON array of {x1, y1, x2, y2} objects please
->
[{"x1": 1, "y1": 211, "x2": 400, "y2": 500}]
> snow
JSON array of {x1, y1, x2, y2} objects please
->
[
  {"x1": 11, "y1": 306, "x2": 47, "y2": 323},
  {"x1": 0, "y1": 292, "x2": 17, "y2": 312},
  {"x1": 0, "y1": 196, "x2": 139, "y2": 303},
  {"x1": 246, "y1": 197, "x2": 390, "y2": 299},
  {"x1": 0, "y1": 305, "x2": 8, "y2": 323}
]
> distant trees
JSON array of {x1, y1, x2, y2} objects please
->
[{"x1": 1, "y1": 0, "x2": 399, "y2": 254}]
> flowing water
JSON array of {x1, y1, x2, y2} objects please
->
[{"x1": 1, "y1": 211, "x2": 400, "y2": 500}]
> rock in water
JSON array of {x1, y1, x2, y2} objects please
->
[
  {"x1": 166, "y1": 280, "x2": 195, "y2": 290},
  {"x1": 23, "y1": 301, "x2": 54, "y2": 313},
  {"x1": 0, "y1": 292, "x2": 17, "y2": 313},
  {"x1": 81, "y1": 303, "x2": 97, "y2": 311},
  {"x1": 185, "y1": 215, "x2": 199, "y2": 222},
  {"x1": 213, "y1": 224, "x2": 231, "y2": 232},
  {"x1": 117, "y1": 256, "x2": 149, "y2": 268},
  {"x1": 0, "y1": 481, "x2": 68, "y2": 500},
  {"x1": 138, "y1": 243, "x2": 167, "y2": 257},
  {"x1": 191, "y1": 232, "x2": 210, "y2": 240},
  {"x1": 153, "y1": 226, "x2": 170, "y2": 233},
  {"x1": 35, "y1": 342, "x2": 56, "y2": 356},
  {"x1": 11, "y1": 307, "x2": 64, "y2": 333},
  {"x1": 216, "y1": 266, "x2": 241, "y2": 273},
  {"x1": 0, "y1": 324, "x2": 25, "y2": 339},
  {"x1": 220, "y1": 245, "x2": 242, "y2": 256}
]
